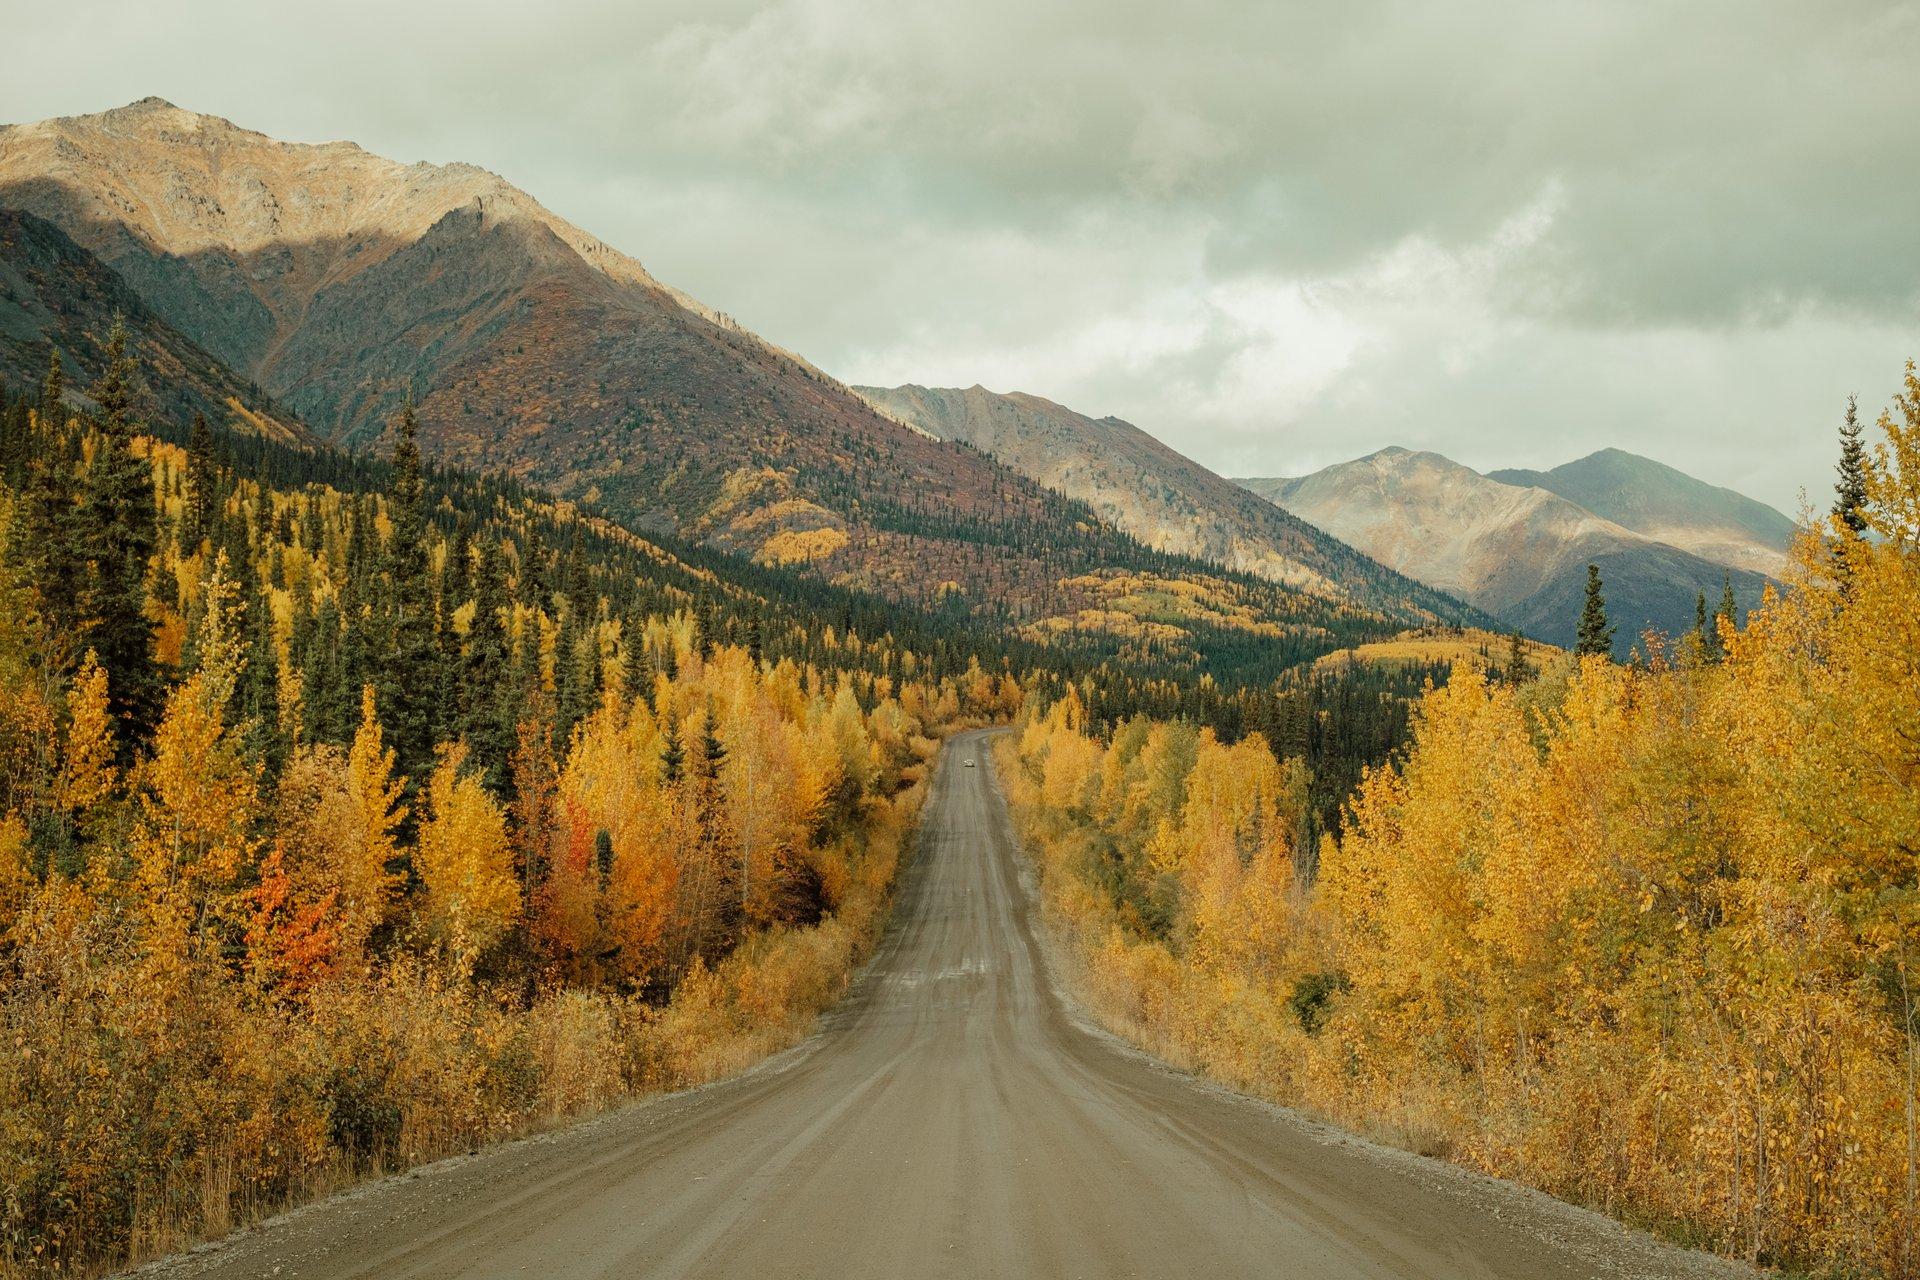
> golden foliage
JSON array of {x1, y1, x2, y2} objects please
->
[
  {"x1": 1007, "y1": 374, "x2": 1920, "y2": 1277},
  {"x1": 416, "y1": 742, "x2": 521, "y2": 966}
]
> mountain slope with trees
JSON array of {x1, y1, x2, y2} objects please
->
[
  {"x1": 852, "y1": 382, "x2": 1475, "y2": 622},
  {"x1": 0, "y1": 207, "x2": 309, "y2": 446},
  {"x1": 0, "y1": 100, "x2": 1463, "y2": 651}
]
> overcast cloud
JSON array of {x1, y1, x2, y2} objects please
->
[{"x1": 5, "y1": 0, "x2": 1918, "y2": 512}]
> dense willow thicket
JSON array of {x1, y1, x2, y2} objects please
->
[{"x1": 1003, "y1": 362, "x2": 1920, "y2": 1278}]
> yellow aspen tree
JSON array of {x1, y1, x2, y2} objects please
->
[
  {"x1": 340, "y1": 686, "x2": 405, "y2": 952},
  {"x1": 134, "y1": 672, "x2": 261, "y2": 936},
  {"x1": 0, "y1": 812, "x2": 29, "y2": 925},
  {"x1": 58, "y1": 651, "x2": 117, "y2": 818},
  {"x1": 416, "y1": 740, "x2": 520, "y2": 969}
]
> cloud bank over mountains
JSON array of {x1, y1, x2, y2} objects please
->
[{"x1": 5, "y1": 0, "x2": 1916, "y2": 511}]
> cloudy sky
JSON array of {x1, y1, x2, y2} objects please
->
[{"x1": 6, "y1": 0, "x2": 1918, "y2": 513}]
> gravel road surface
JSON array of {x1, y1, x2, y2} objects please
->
[{"x1": 141, "y1": 730, "x2": 1749, "y2": 1279}]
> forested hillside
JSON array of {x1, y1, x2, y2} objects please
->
[
  {"x1": 1002, "y1": 360, "x2": 1920, "y2": 1278},
  {"x1": 852, "y1": 382, "x2": 1476, "y2": 621},
  {"x1": 0, "y1": 327, "x2": 1040, "y2": 1275}
]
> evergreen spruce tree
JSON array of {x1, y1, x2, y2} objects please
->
[
  {"x1": 0, "y1": 375, "x2": 16, "y2": 476},
  {"x1": 182, "y1": 411, "x2": 217, "y2": 551},
  {"x1": 39, "y1": 345, "x2": 64, "y2": 426},
  {"x1": 0, "y1": 399, "x2": 32, "y2": 483},
  {"x1": 1700, "y1": 590, "x2": 1723, "y2": 660},
  {"x1": 1504, "y1": 630, "x2": 1530, "y2": 685},
  {"x1": 660, "y1": 715, "x2": 685, "y2": 784},
  {"x1": 1575, "y1": 563, "x2": 1615, "y2": 658},
  {"x1": 304, "y1": 593, "x2": 351, "y2": 745},
  {"x1": 80, "y1": 318, "x2": 161, "y2": 747},
  {"x1": 376, "y1": 402, "x2": 437, "y2": 781},
  {"x1": 699, "y1": 699, "x2": 727, "y2": 781},
  {"x1": 1833, "y1": 393, "x2": 1869, "y2": 536},
  {"x1": 1717, "y1": 571, "x2": 1739, "y2": 638},
  {"x1": 240, "y1": 585, "x2": 283, "y2": 778},
  {"x1": 21, "y1": 428, "x2": 87, "y2": 660},
  {"x1": 553, "y1": 607, "x2": 588, "y2": 749}
]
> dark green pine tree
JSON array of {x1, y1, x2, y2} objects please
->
[
  {"x1": 375, "y1": 402, "x2": 439, "y2": 781},
  {"x1": 20, "y1": 425, "x2": 87, "y2": 659},
  {"x1": 1717, "y1": 571, "x2": 1739, "y2": 638},
  {"x1": 39, "y1": 345, "x2": 64, "y2": 426},
  {"x1": 1694, "y1": 590, "x2": 1721, "y2": 662},
  {"x1": 80, "y1": 318, "x2": 161, "y2": 747},
  {"x1": 1574, "y1": 563, "x2": 1614, "y2": 658},
  {"x1": 302, "y1": 592, "x2": 353, "y2": 746},
  {"x1": 1, "y1": 399, "x2": 32, "y2": 483},
  {"x1": 181, "y1": 411, "x2": 218, "y2": 551},
  {"x1": 1504, "y1": 629, "x2": 1531, "y2": 685},
  {"x1": 745, "y1": 613, "x2": 764, "y2": 666},
  {"x1": 0, "y1": 375, "x2": 17, "y2": 478},
  {"x1": 659, "y1": 715, "x2": 685, "y2": 784},
  {"x1": 239, "y1": 584, "x2": 284, "y2": 779},
  {"x1": 556, "y1": 597, "x2": 604, "y2": 754},
  {"x1": 1832, "y1": 393, "x2": 1869, "y2": 536},
  {"x1": 698, "y1": 699, "x2": 727, "y2": 782}
]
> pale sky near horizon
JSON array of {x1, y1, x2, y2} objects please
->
[{"x1": 5, "y1": 0, "x2": 1918, "y2": 515}]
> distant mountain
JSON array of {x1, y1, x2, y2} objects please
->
[
  {"x1": 853, "y1": 383, "x2": 1473, "y2": 622},
  {"x1": 1488, "y1": 449, "x2": 1795, "y2": 576},
  {"x1": 1239, "y1": 448, "x2": 1772, "y2": 655},
  {"x1": 0, "y1": 207, "x2": 309, "y2": 444},
  {"x1": 0, "y1": 98, "x2": 1468, "y2": 679}
]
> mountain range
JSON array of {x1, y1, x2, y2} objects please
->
[
  {"x1": 0, "y1": 98, "x2": 1792, "y2": 668},
  {"x1": 0, "y1": 98, "x2": 1477, "y2": 684},
  {"x1": 1239, "y1": 448, "x2": 1792, "y2": 653},
  {"x1": 0, "y1": 206, "x2": 308, "y2": 445}
]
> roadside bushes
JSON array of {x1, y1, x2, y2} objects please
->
[{"x1": 0, "y1": 775, "x2": 924, "y2": 1275}]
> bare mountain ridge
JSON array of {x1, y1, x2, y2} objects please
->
[
  {"x1": 853, "y1": 383, "x2": 1474, "y2": 624},
  {"x1": 1488, "y1": 448, "x2": 1794, "y2": 576},
  {"x1": 0, "y1": 98, "x2": 834, "y2": 442},
  {"x1": 1239, "y1": 447, "x2": 1779, "y2": 654}
]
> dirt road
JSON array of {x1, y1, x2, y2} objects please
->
[{"x1": 145, "y1": 730, "x2": 1746, "y2": 1279}]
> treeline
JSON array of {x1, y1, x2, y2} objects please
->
[
  {"x1": 0, "y1": 328, "x2": 1021, "y2": 1276},
  {"x1": 1001, "y1": 362, "x2": 1920, "y2": 1278}
]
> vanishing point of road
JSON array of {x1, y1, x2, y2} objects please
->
[{"x1": 144, "y1": 730, "x2": 1747, "y2": 1280}]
